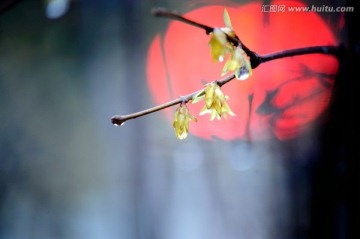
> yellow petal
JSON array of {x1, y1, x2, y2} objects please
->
[
  {"x1": 222, "y1": 102, "x2": 236, "y2": 116},
  {"x1": 223, "y1": 9, "x2": 232, "y2": 29},
  {"x1": 184, "y1": 120, "x2": 189, "y2": 132},
  {"x1": 221, "y1": 59, "x2": 231, "y2": 76},
  {"x1": 209, "y1": 37, "x2": 225, "y2": 62},
  {"x1": 174, "y1": 120, "x2": 187, "y2": 139},
  {"x1": 173, "y1": 105, "x2": 196, "y2": 140},
  {"x1": 204, "y1": 84, "x2": 215, "y2": 108},
  {"x1": 199, "y1": 105, "x2": 211, "y2": 115},
  {"x1": 213, "y1": 28, "x2": 227, "y2": 45},
  {"x1": 214, "y1": 86, "x2": 225, "y2": 98},
  {"x1": 191, "y1": 90, "x2": 205, "y2": 104},
  {"x1": 209, "y1": 29, "x2": 228, "y2": 62},
  {"x1": 222, "y1": 56, "x2": 240, "y2": 76},
  {"x1": 210, "y1": 110, "x2": 218, "y2": 121},
  {"x1": 178, "y1": 130, "x2": 187, "y2": 140}
]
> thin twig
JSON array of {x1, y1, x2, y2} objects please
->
[
  {"x1": 259, "y1": 45, "x2": 340, "y2": 65},
  {"x1": 111, "y1": 74, "x2": 236, "y2": 126},
  {"x1": 151, "y1": 7, "x2": 258, "y2": 66},
  {"x1": 151, "y1": 7, "x2": 213, "y2": 34}
]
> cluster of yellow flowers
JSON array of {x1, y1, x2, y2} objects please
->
[
  {"x1": 198, "y1": 83, "x2": 235, "y2": 121},
  {"x1": 209, "y1": 9, "x2": 252, "y2": 80},
  {"x1": 173, "y1": 104, "x2": 197, "y2": 140},
  {"x1": 173, "y1": 9, "x2": 252, "y2": 140}
]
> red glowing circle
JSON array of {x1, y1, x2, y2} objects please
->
[{"x1": 147, "y1": 0, "x2": 339, "y2": 140}]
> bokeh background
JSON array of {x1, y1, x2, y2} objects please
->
[{"x1": 0, "y1": 0, "x2": 359, "y2": 239}]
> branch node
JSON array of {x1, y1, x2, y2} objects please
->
[{"x1": 179, "y1": 96, "x2": 188, "y2": 105}]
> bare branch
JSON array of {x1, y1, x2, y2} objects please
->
[
  {"x1": 111, "y1": 74, "x2": 236, "y2": 126},
  {"x1": 151, "y1": 7, "x2": 258, "y2": 66},
  {"x1": 111, "y1": 8, "x2": 341, "y2": 126},
  {"x1": 258, "y1": 45, "x2": 340, "y2": 66},
  {"x1": 151, "y1": 7, "x2": 213, "y2": 34}
]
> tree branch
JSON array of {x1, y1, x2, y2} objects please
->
[
  {"x1": 111, "y1": 8, "x2": 342, "y2": 126},
  {"x1": 258, "y1": 45, "x2": 340, "y2": 67},
  {"x1": 151, "y1": 7, "x2": 213, "y2": 34},
  {"x1": 111, "y1": 74, "x2": 236, "y2": 126},
  {"x1": 0, "y1": 0, "x2": 21, "y2": 14},
  {"x1": 151, "y1": 7, "x2": 259, "y2": 66}
]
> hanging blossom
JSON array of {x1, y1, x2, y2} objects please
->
[
  {"x1": 172, "y1": 8, "x2": 251, "y2": 139},
  {"x1": 193, "y1": 82, "x2": 235, "y2": 121},
  {"x1": 208, "y1": 9, "x2": 235, "y2": 62},
  {"x1": 173, "y1": 104, "x2": 197, "y2": 140},
  {"x1": 208, "y1": 9, "x2": 252, "y2": 80},
  {"x1": 222, "y1": 46, "x2": 252, "y2": 80}
]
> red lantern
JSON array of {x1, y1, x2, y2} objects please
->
[{"x1": 147, "y1": 1, "x2": 339, "y2": 140}]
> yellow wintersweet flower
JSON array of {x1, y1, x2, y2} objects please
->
[
  {"x1": 199, "y1": 83, "x2": 235, "y2": 121},
  {"x1": 208, "y1": 9, "x2": 235, "y2": 62},
  {"x1": 222, "y1": 46, "x2": 252, "y2": 80},
  {"x1": 173, "y1": 104, "x2": 197, "y2": 140}
]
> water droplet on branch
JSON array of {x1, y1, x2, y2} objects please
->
[{"x1": 111, "y1": 116, "x2": 126, "y2": 126}]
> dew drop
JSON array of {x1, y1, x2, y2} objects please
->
[
  {"x1": 236, "y1": 65, "x2": 250, "y2": 80},
  {"x1": 111, "y1": 116, "x2": 126, "y2": 126}
]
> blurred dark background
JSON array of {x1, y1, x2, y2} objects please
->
[{"x1": 0, "y1": 0, "x2": 359, "y2": 239}]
